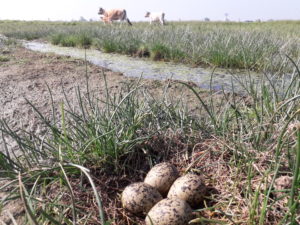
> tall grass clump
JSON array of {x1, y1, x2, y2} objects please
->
[
  {"x1": 100, "y1": 39, "x2": 122, "y2": 53},
  {"x1": 0, "y1": 55, "x2": 9, "y2": 62},
  {"x1": 150, "y1": 43, "x2": 170, "y2": 61},
  {"x1": 76, "y1": 33, "x2": 93, "y2": 48},
  {"x1": 1, "y1": 77, "x2": 196, "y2": 171},
  {"x1": 50, "y1": 33, "x2": 64, "y2": 45},
  {"x1": 60, "y1": 35, "x2": 78, "y2": 47},
  {"x1": 51, "y1": 33, "x2": 93, "y2": 48}
]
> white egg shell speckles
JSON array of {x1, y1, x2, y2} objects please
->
[
  {"x1": 145, "y1": 198, "x2": 193, "y2": 225},
  {"x1": 144, "y1": 162, "x2": 179, "y2": 196},
  {"x1": 121, "y1": 182, "x2": 163, "y2": 214},
  {"x1": 167, "y1": 173, "x2": 206, "y2": 208}
]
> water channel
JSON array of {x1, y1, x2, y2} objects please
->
[{"x1": 23, "y1": 41, "x2": 288, "y2": 95}]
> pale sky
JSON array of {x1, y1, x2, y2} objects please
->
[{"x1": 0, "y1": 0, "x2": 299, "y2": 22}]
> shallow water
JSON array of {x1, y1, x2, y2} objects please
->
[{"x1": 23, "y1": 41, "x2": 287, "y2": 94}]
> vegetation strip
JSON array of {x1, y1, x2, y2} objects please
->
[{"x1": 0, "y1": 20, "x2": 299, "y2": 73}]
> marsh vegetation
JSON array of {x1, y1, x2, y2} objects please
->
[{"x1": 0, "y1": 20, "x2": 300, "y2": 73}]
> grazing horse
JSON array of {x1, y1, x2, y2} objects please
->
[
  {"x1": 98, "y1": 7, "x2": 132, "y2": 25},
  {"x1": 145, "y1": 12, "x2": 165, "y2": 25}
]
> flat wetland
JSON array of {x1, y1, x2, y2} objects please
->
[{"x1": 0, "y1": 20, "x2": 299, "y2": 225}]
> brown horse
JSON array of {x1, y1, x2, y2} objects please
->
[{"x1": 98, "y1": 7, "x2": 132, "y2": 25}]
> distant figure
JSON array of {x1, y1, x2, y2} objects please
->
[
  {"x1": 98, "y1": 7, "x2": 132, "y2": 25},
  {"x1": 145, "y1": 12, "x2": 165, "y2": 25}
]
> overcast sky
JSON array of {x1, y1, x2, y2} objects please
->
[{"x1": 1, "y1": 0, "x2": 299, "y2": 22}]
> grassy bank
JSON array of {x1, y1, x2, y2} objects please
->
[
  {"x1": 0, "y1": 20, "x2": 299, "y2": 73},
  {"x1": 0, "y1": 38, "x2": 299, "y2": 224}
]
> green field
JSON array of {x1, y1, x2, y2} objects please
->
[
  {"x1": 0, "y1": 21, "x2": 299, "y2": 224},
  {"x1": 0, "y1": 20, "x2": 300, "y2": 73}
]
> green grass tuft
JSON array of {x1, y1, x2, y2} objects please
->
[
  {"x1": 150, "y1": 43, "x2": 170, "y2": 61},
  {"x1": 0, "y1": 55, "x2": 9, "y2": 62}
]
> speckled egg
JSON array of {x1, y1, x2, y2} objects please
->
[
  {"x1": 167, "y1": 173, "x2": 206, "y2": 208},
  {"x1": 121, "y1": 182, "x2": 163, "y2": 215},
  {"x1": 144, "y1": 162, "x2": 179, "y2": 196},
  {"x1": 145, "y1": 198, "x2": 193, "y2": 225}
]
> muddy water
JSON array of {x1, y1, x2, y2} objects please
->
[{"x1": 23, "y1": 41, "x2": 281, "y2": 94}]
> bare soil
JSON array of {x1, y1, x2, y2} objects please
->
[{"x1": 0, "y1": 47, "x2": 130, "y2": 136}]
